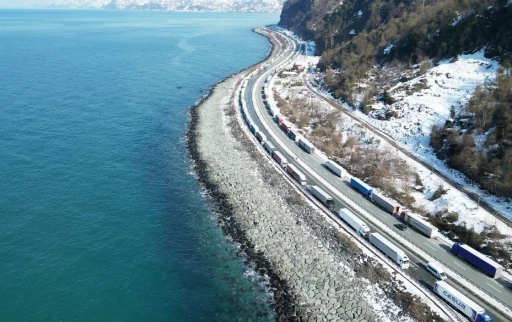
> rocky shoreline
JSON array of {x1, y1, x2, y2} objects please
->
[{"x1": 186, "y1": 76, "x2": 300, "y2": 319}]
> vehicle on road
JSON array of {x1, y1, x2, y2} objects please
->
[
  {"x1": 369, "y1": 233, "x2": 409, "y2": 269},
  {"x1": 399, "y1": 212, "x2": 438, "y2": 239},
  {"x1": 263, "y1": 141, "x2": 275, "y2": 154},
  {"x1": 350, "y1": 177, "x2": 372, "y2": 198},
  {"x1": 451, "y1": 243, "x2": 503, "y2": 278},
  {"x1": 249, "y1": 123, "x2": 258, "y2": 135},
  {"x1": 286, "y1": 164, "x2": 307, "y2": 185},
  {"x1": 371, "y1": 192, "x2": 399, "y2": 214},
  {"x1": 272, "y1": 150, "x2": 288, "y2": 168},
  {"x1": 274, "y1": 114, "x2": 284, "y2": 125},
  {"x1": 288, "y1": 128, "x2": 298, "y2": 141},
  {"x1": 434, "y1": 280, "x2": 492, "y2": 322},
  {"x1": 256, "y1": 131, "x2": 266, "y2": 144},
  {"x1": 298, "y1": 137, "x2": 315, "y2": 154},
  {"x1": 309, "y1": 185, "x2": 335, "y2": 211},
  {"x1": 324, "y1": 160, "x2": 344, "y2": 177},
  {"x1": 338, "y1": 208, "x2": 370, "y2": 238},
  {"x1": 394, "y1": 224, "x2": 407, "y2": 231},
  {"x1": 426, "y1": 262, "x2": 447, "y2": 280},
  {"x1": 280, "y1": 120, "x2": 291, "y2": 133}
]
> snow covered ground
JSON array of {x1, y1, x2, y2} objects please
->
[
  {"x1": 271, "y1": 42, "x2": 512, "y2": 241},
  {"x1": 343, "y1": 50, "x2": 512, "y2": 232}
]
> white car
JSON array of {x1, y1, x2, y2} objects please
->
[{"x1": 426, "y1": 261, "x2": 447, "y2": 280}]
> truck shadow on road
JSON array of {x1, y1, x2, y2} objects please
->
[{"x1": 438, "y1": 243, "x2": 452, "y2": 252}]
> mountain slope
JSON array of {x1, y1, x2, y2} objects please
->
[{"x1": 50, "y1": 0, "x2": 285, "y2": 12}]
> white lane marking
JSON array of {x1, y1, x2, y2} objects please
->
[
  {"x1": 486, "y1": 283, "x2": 502, "y2": 293},
  {"x1": 453, "y1": 261, "x2": 467, "y2": 270},
  {"x1": 404, "y1": 230, "x2": 411, "y2": 234},
  {"x1": 424, "y1": 244, "x2": 437, "y2": 252}
]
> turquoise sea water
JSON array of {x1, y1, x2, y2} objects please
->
[{"x1": 0, "y1": 10, "x2": 277, "y2": 321}]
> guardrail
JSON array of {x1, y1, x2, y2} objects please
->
[{"x1": 249, "y1": 30, "x2": 512, "y2": 320}]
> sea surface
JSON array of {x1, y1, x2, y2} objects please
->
[{"x1": 0, "y1": 10, "x2": 278, "y2": 321}]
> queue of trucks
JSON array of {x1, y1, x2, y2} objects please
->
[
  {"x1": 349, "y1": 177, "x2": 440, "y2": 239},
  {"x1": 242, "y1": 65, "x2": 497, "y2": 321},
  {"x1": 243, "y1": 79, "x2": 437, "y2": 270}
]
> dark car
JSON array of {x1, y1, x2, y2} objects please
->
[{"x1": 395, "y1": 224, "x2": 407, "y2": 231}]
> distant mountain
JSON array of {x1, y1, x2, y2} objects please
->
[{"x1": 49, "y1": 0, "x2": 285, "y2": 12}]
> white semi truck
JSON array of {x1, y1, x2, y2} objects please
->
[
  {"x1": 369, "y1": 233, "x2": 409, "y2": 269},
  {"x1": 338, "y1": 208, "x2": 370, "y2": 238}
]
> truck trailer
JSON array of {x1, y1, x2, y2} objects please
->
[
  {"x1": 280, "y1": 120, "x2": 291, "y2": 133},
  {"x1": 249, "y1": 123, "x2": 256, "y2": 134},
  {"x1": 338, "y1": 208, "x2": 370, "y2": 237},
  {"x1": 288, "y1": 128, "x2": 298, "y2": 141},
  {"x1": 451, "y1": 243, "x2": 503, "y2": 278},
  {"x1": 369, "y1": 233, "x2": 409, "y2": 269},
  {"x1": 310, "y1": 185, "x2": 335, "y2": 211},
  {"x1": 274, "y1": 114, "x2": 284, "y2": 125},
  {"x1": 325, "y1": 160, "x2": 344, "y2": 177},
  {"x1": 350, "y1": 177, "x2": 372, "y2": 198},
  {"x1": 286, "y1": 164, "x2": 307, "y2": 186},
  {"x1": 263, "y1": 141, "x2": 275, "y2": 154},
  {"x1": 255, "y1": 131, "x2": 266, "y2": 144},
  {"x1": 434, "y1": 280, "x2": 492, "y2": 322},
  {"x1": 400, "y1": 212, "x2": 438, "y2": 238},
  {"x1": 272, "y1": 151, "x2": 288, "y2": 168},
  {"x1": 371, "y1": 192, "x2": 399, "y2": 214},
  {"x1": 298, "y1": 137, "x2": 315, "y2": 154}
]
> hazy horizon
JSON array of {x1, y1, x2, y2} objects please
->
[{"x1": 0, "y1": 0, "x2": 48, "y2": 8}]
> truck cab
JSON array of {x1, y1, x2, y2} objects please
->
[
  {"x1": 400, "y1": 256, "x2": 410, "y2": 269},
  {"x1": 476, "y1": 313, "x2": 492, "y2": 322}
]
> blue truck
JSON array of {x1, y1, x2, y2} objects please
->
[
  {"x1": 350, "y1": 177, "x2": 372, "y2": 198},
  {"x1": 451, "y1": 243, "x2": 503, "y2": 278}
]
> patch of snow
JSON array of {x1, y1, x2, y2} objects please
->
[
  {"x1": 306, "y1": 49, "x2": 512, "y2": 242},
  {"x1": 452, "y1": 11, "x2": 461, "y2": 26},
  {"x1": 356, "y1": 10, "x2": 363, "y2": 17},
  {"x1": 331, "y1": 50, "x2": 512, "y2": 236},
  {"x1": 349, "y1": 29, "x2": 356, "y2": 35},
  {"x1": 384, "y1": 44, "x2": 394, "y2": 55}
]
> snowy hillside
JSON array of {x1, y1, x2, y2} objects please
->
[{"x1": 49, "y1": 0, "x2": 284, "y2": 12}]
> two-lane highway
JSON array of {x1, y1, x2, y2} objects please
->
[{"x1": 244, "y1": 29, "x2": 512, "y2": 321}]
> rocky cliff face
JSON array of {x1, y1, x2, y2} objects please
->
[
  {"x1": 278, "y1": 0, "x2": 383, "y2": 55},
  {"x1": 279, "y1": 0, "x2": 511, "y2": 71},
  {"x1": 50, "y1": 0, "x2": 285, "y2": 13}
]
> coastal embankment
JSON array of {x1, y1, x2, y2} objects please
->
[{"x1": 186, "y1": 33, "x2": 383, "y2": 321}]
